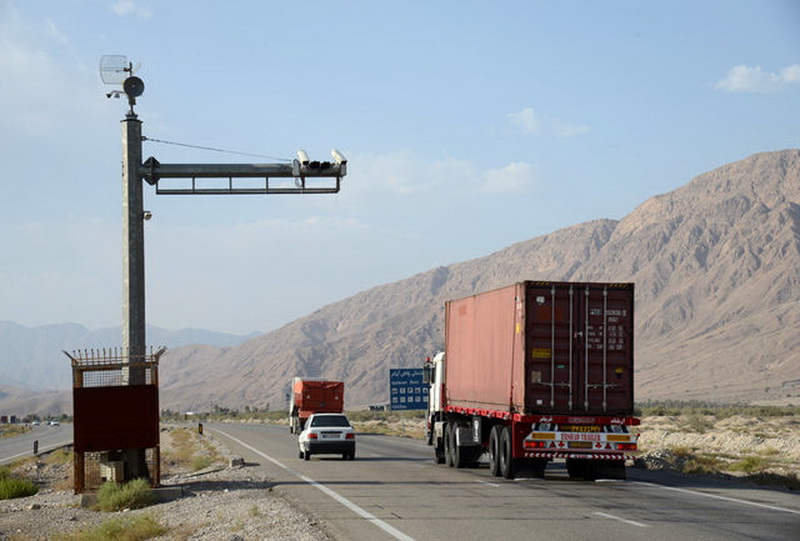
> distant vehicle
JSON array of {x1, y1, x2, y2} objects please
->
[
  {"x1": 424, "y1": 281, "x2": 638, "y2": 481},
  {"x1": 298, "y1": 413, "x2": 355, "y2": 461},
  {"x1": 289, "y1": 378, "x2": 344, "y2": 434},
  {"x1": 31, "y1": 421, "x2": 40, "y2": 426},
  {"x1": 49, "y1": 420, "x2": 60, "y2": 426}
]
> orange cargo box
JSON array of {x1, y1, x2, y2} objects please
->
[{"x1": 292, "y1": 379, "x2": 344, "y2": 417}]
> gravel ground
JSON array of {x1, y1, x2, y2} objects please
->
[{"x1": 0, "y1": 429, "x2": 335, "y2": 541}]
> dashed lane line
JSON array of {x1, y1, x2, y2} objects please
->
[{"x1": 213, "y1": 428, "x2": 415, "y2": 541}]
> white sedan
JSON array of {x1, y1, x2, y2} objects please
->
[{"x1": 298, "y1": 413, "x2": 356, "y2": 461}]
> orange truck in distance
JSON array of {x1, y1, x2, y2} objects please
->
[{"x1": 289, "y1": 378, "x2": 345, "y2": 434}]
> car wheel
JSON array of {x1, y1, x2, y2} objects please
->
[{"x1": 304, "y1": 451, "x2": 311, "y2": 461}]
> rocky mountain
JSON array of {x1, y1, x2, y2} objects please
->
[
  {"x1": 154, "y1": 149, "x2": 800, "y2": 412},
  {"x1": 3, "y1": 150, "x2": 799, "y2": 416}
]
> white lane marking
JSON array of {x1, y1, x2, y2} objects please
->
[
  {"x1": 214, "y1": 429, "x2": 415, "y2": 541},
  {"x1": 477, "y1": 480, "x2": 500, "y2": 487},
  {"x1": 634, "y1": 481, "x2": 800, "y2": 516},
  {"x1": 594, "y1": 511, "x2": 648, "y2": 528}
]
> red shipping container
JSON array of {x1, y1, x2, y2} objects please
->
[{"x1": 444, "y1": 281, "x2": 634, "y2": 417}]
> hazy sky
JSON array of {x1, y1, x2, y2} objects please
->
[{"x1": 1, "y1": 1, "x2": 799, "y2": 335}]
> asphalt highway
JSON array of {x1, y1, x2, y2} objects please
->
[
  {"x1": 0, "y1": 424, "x2": 73, "y2": 465},
  {"x1": 209, "y1": 423, "x2": 800, "y2": 541},
  {"x1": 2, "y1": 422, "x2": 796, "y2": 539}
]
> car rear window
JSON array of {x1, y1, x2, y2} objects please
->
[{"x1": 311, "y1": 415, "x2": 351, "y2": 427}]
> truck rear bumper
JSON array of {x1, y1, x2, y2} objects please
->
[{"x1": 524, "y1": 451, "x2": 633, "y2": 460}]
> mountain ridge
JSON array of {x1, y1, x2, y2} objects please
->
[{"x1": 2, "y1": 149, "x2": 799, "y2": 415}]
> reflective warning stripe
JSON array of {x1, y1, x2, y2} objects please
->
[{"x1": 524, "y1": 451, "x2": 633, "y2": 460}]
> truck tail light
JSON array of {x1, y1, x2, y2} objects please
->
[
  {"x1": 524, "y1": 440, "x2": 546, "y2": 449},
  {"x1": 616, "y1": 442, "x2": 636, "y2": 451}
]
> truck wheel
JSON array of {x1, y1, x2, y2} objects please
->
[
  {"x1": 445, "y1": 423, "x2": 456, "y2": 468},
  {"x1": 435, "y1": 439, "x2": 446, "y2": 464},
  {"x1": 488, "y1": 425, "x2": 501, "y2": 477},
  {"x1": 451, "y1": 423, "x2": 468, "y2": 468},
  {"x1": 499, "y1": 426, "x2": 515, "y2": 479}
]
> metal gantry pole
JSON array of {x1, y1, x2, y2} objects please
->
[
  {"x1": 121, "y1": 110, "x2": 150, "y2": 480},
  {"x1": 121, "y1": 111, "x2": 146, "y2": 382}
]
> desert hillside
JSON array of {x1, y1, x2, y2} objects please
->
[
  {"x1": 2, "y1": 150, "x2": 797, "y2": 416},
  {"x1": 152, "y1": 149, "x2": 800, "y2": 412}
]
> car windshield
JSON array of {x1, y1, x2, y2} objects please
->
[{"x1": 311, "y1": 415, "x2": 350, "y2": 428}]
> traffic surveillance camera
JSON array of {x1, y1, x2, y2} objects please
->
[
  {"x1": 331, "y1": 149, "x2": 347, "y2": 165},
  {"x1": 297, "y1": 150, "x2": 310, "y2": 165}
]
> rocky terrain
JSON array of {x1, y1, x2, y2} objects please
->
[{"x1": 0, "y1": 428, "x2": 333, "y2": 541}]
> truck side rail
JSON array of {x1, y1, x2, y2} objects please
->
[{"x1": 444, "y1": 404, "x2": 640, "y2": 426}]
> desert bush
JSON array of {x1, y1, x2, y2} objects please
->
[
  {"x1": 53, "y1": 513, "x2": 167, "y2": 541},
  {"x1": 45, "y1": 447, "x2": 73, "y2": 465},
  {"x1": 680, "y1": 413, "x2": 714, "y2": 434},
  {"x1": 96, "y1": 478, "x2": 154, "y2": 512},
  {"x1": 162, "y1": 427, "x2": 224, "y2": 474},
  {"x1": 191, "y1": 455, "x2": 214, "y2": 472},
  {"x1": 729, "y1": 456, "x2": 769, "y2": 474},
  {"x1": 680, "y1": 454, "x2": 723, "y2": 475},
  {"x1": 0, "y1": 476, "x2": 39, "y2": 500}
]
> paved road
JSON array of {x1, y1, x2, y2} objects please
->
[
  {"x1": 0, "y1": 424, "x2": 73, "y2": 465},
  {"x1": 209, "y1": 423, "x2": 800, "y2": 541}
]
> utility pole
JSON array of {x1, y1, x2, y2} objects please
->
[
  {"x1": 98, "y1": 56, "x2": 346, "y2": 483},
  {"x1": 121, "y1": 110, "x2": 146, "y2": 377}
]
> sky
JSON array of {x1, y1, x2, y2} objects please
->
[{"x1": 1, "y1": 1, "x2": 799, "y2": 336}]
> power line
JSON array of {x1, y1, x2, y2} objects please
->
[{"x1": 142, "y1": 136, "x2": 291, "y2": 161}]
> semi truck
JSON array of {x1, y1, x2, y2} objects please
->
[
  {"x1": 289, "y1": 378, "x2": 345, "y2": 434},
  {"x1": 423, "y1": 281, "x2": 638, "y2": 480}
]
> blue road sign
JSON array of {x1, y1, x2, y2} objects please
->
[{"x1": 389, "y1": 368, "x2": 428, "y2": 411}]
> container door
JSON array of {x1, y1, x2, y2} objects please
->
[
  {"x1": 525, "y1": 282, "x2": 634, "y2": 415},
  {"x1": 581, "y1": 285, "x2": 634, "y2": 414}
]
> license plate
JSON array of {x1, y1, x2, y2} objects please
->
[
  {"x1": 321, "y1": 433, "x2": 340, "y2": 439},
  {"x1": 568, "y1": 441, "x2": 593, "y2": 449},
  {"x1": 560, "y1": 425, "x2": 601, "y2": 433}
]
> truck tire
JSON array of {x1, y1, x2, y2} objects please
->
[
  {"x1": 445, "y1": 423, "x2": 456, "y2": 468},
  {"x1": 499, "y1": 426, "x2": 515, "y2": 479},
  {"x1": 488, "y1": 425, "x2": 501, "y2": 477},
  {"x1": 435, "y1": 438, "x2": 446, "y2": 464}
]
